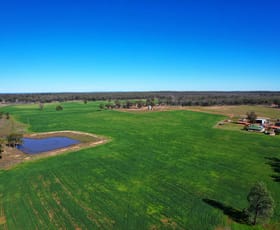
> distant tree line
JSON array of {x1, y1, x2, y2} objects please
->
[
  {"x1": 99, "y1": 99, "x2": 155, "y2": 110},
  {"x1": 1, "y1": 92, "x2": 280, "y2": 106}
]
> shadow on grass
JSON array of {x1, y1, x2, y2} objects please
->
[
  {"x1": 265, "y1": 157, "x2": 280, "y2": 182},
  {"x1": 202, "y1": 198, "x2": 249, "y2": 225}
]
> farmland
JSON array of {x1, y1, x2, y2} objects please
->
[
  {"x1": 184, "y1": 105, "x2": 280, "y2": 120},
  {"x1": 0, "y1": 102, "x2": 280, "y2": 229}
]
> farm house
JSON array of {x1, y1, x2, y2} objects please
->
[{"x1": 255, "y1": 118, "x2": 269, "y2": 126}]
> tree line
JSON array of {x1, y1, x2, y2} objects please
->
[
  {"x1": 1, "y1": 91, "x2": 280, "y2": 106},
  {"x1": 99, "y1": 99, "x2": 155, "y2": 110}
]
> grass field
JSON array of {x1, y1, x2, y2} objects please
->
[{"x1": 0, "y1": 102, "x2": 280, "y2": 229}]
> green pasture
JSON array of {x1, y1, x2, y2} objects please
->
[{"x1": 0, "y1": 102, "x2": 279, "y2": 230}]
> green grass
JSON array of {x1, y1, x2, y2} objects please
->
[{"x1": 0, "y1": 102, "x2": 280, "y2": 230}]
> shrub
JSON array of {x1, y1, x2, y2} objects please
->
[{"x1": 56, "y1": 105, "x2": 63, "y2": 111}]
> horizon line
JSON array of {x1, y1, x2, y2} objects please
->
[{"x1": 1, "y1": 90, "x2": 280, "y2": 94}]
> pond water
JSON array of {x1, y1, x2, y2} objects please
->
[{"x1": 17, "y1": 137, "x2": 80, "y2": 154}]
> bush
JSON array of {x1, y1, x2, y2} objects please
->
[
  {"x1": 99, "y1": 104, "x2": 105, "y2": 110},
  {"x1": 56, "y1": 105, "x2": 63, "y2": 111},
  {"x1": 6, "y1": 133, "x2": 23, "y2": 147}
]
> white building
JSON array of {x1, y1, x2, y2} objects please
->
[{"x1": 255, "y1": 118, "x2": 269, "y2": 126}]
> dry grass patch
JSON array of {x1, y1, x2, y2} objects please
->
[
  {"x1": 0, "y1": 216, "x2": 6, "y2": 225},
  {"x1": 0, "y1": 117, "x2": 27, "y2": 137},
  {"x1": 184, "y1": 105, "x2": 280, "y2": 120}
]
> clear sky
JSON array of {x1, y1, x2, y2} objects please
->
[{"x1": 0, "y1": 0, "x2": 280, "y2": 93}]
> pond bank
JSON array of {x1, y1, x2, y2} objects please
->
[{"x1": 0, "y1": 130, "x2": 109, "y2": 170}]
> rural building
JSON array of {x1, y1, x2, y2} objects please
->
[
  {"x1": 246, "y1": 124, "x2": 265, "y2": 132},
  {"x1": 255, "y1": 118, "x2": 269, "y2": 126}
]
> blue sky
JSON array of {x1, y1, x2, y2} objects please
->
[{"x1": 0, "y1": 0, "x2": 280, "y2": 92}]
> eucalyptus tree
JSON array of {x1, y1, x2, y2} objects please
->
[{"x1": 246, "y1": 181, "x2": 274, "y2": 225}]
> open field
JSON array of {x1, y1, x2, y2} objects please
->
[
  {"x1": 119, "y1": 105, "x2": 280, "y2": 120},
  {"x1": 0, "y1": 102, "x2": 280, "y2": 229},
  {"x1": 184, "y1": 105, "x2": 280, "y2": 120}
]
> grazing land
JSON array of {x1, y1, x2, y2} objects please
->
[
  {"x1": 0, "y1": 102, "x2": 280, "y2": 229},
  {"x1": 184, "y1": 105, "x2": 280, "y2": 120}
]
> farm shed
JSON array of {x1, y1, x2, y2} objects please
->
[
  {"x1": 255, "y1": 118, "x2": 269, "y2": 126},
  {"x1": 246, "y1": 124, "x2": 265, "y2": 132}
]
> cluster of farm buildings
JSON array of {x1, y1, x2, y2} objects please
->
[{"x1": 237, "y1": 118, "x2": 280, "y2": 135}]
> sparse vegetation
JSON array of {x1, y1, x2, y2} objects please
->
[
  {"x1": 114, "y1": 100, "x2": 121, "y2": 108},
  {"x1": 99, "y1": 103, "x2": 105, "y2": 110},
  {"x1": 39, "y1": 102, "x2": 44, "y2": 110},
  {"x1": 0, "y1": 147, "x2": 3, "y2": 158},
  {"x1": 0, "y1": 138, "x2": 4, "y2": 159},
  {"x1": 6, "y1": 133, "x2": 23, "y2": 147}
]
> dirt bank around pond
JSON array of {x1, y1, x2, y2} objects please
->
[{"x1": 0, "y1": 130, "x2": 109, "y2": 170}]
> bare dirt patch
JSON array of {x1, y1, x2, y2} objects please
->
[
  {"x1": 0, "y1": 131, "x2": 109, "y2": 170},
  {"x1": 0, "y1": 216, "x2": 6, "y2": 225},
  {"x1": 215, "y1": 227, "x2": 231, "y2": 230},
  {"x1": 0, "y1": 206, "x2": 6, "y2": 226}
]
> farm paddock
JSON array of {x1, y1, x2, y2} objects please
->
[{"x1": 0, "y1": 102, "x2": 279, "y2": 230}]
